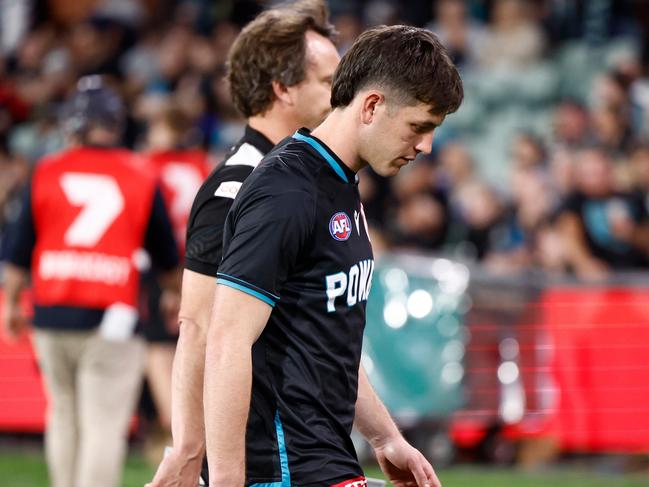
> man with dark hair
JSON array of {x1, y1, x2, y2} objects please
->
[
  {"x1": 1, "y1": 76, "x2": 180, "y2": 487},
  {"x1": 147, "y1": 1, "x2": 340, "y2": 485},
  {"x1": 557, "y1": 146, "x2": 649, "y2": 279},
  {"x1": 203, "y1": 25, "x2": 462, "y2": 487}
]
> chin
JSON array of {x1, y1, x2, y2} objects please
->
[{"x1": 376, "y1": 165, "x2": 400, "y2": 177}]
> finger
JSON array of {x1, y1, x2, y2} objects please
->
[
  {"x1": 409, "y1": 459, "x2": 430, "y2": 487},
  {"x1": 422, "y1": 459, "x2": 441, "y2": 487}
]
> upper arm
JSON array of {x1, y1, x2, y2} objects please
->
[
  {"x1": 184, "y1": 184, "x2": 237, "y2": 277},
  {"x1": 145, "y1": 186, "x2": 180, "y2": 271},
  {"x1": 178, "y1": 268, "x2": 218, "y2": 331},
  {"x1": 4, "y1": 184, "x2": 35, "y2": 270},
  {"x1": 209, "y1": 283, "x2": 273, "y2": 346}
]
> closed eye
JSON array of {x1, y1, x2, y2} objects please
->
[{"x1": 411, "y1": 123, "x2": 436, "y2": 134}]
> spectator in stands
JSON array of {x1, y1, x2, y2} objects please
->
[
  {"x1": 556, "y1": 146, "x2": 649, "y2": 279},
  {"x1": 590, "y1": 104, "x2": 635, "y2": 160},
  {"x1": 552, "y1": 99, "x2": 591, "y2": 150},
  {"x1": 425, "y1": 0, "x2": 486, "y2": 69},
  {"x1": 332, "y1": 12, "x2": 363, "y2": 54},
  {"x1": 492, "y1": 167, "x2": 558, "y2": 273},
  {"x1": 437, "y1": 141, "x2": 475, "y2": 193},
  {"x1": 629, "y1": 142, "x2": 649, "y2": 199},
  {"x1": 450, "y1": 179, "x2": 508, "y2": 261},
  {"x1": 477, "y1": 0, "x2": 546, "y2": 69},
  {"x1": 389, "y1": 160, "x2": 450, "y2": 250},
  {"x1": 510, "y1": 132, "x2": 546, "y2": 170}
]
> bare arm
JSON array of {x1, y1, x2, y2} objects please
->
[
  {"x1": 355, "y1": 366, "x2": 441, "y2": 487},
  {"x1": 204, "y1": 284, "x2": 272, "y2": 486},
  {"x1": 354, "y1": 366, "x2": 401, "y2": 447},
  {"x1": 1, "y1": 263, "x2": 30, "y2": 342},
  {"x1": 147, "y1": 269, "x2": 215, "y2": 487},
  {"x1": 557, "y1": 213, "x2": 609, "y2": 280},
  {"x1": 171, "y1": 270, "x2": 213, "y2": 452}
]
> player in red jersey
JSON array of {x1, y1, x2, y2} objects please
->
[
  {"x1": 2, "y1": 76, "x2": 180, "y2": 487},
  {"x1": 140, "y1": 106, "x2": 210, "y2": 457}
]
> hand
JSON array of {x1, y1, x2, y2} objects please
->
[
  {"x1": 576, "y1": 258, "x2": 609, "y2": 282},
  {"x1": 145, "y1": 448, "x2": 204, "y2": 487},
  {"x1": 2, "y1": 302, "x2": 29, "y2": 343},
  {"x1": 374, "y1": 436, "x2": 441, "y2": 487}
]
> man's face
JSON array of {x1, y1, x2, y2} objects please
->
[
  {"x1": 576, "y1": 149, "x2": 612, "y2": 197},
  {"x1": 360, "y1": 99, "x2": 445, "y2": 177},
  {"x1": 288, "y1": 31, "x2": 340, "y2": 129}
]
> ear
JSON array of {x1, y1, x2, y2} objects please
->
[
  {"x1": 272, "y1": 80, "x2": 294, "y2": 106},
  {"x1": 360, "y1": 92, "x2": 384, "y2": 125}
]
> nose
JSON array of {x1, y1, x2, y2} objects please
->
[{"x1": 415, "y1": 131, "x2": 435, "y2": 155}]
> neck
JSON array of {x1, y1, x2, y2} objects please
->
[
  {"x1": 248, "y1": 110, "x2": 298, "y2": 145},
  {"x1": 311, "y1": 108, "x2": 364, "y2": 173}
]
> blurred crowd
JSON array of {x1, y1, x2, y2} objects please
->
[{"x1": 2, "y1": 0, "x2": 649, "y2": 280}]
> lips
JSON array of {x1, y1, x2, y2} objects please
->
[{"x1": 397, "y1": 157, "x2": 414, "y2": 166}]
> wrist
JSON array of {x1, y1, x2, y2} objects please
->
[
  {"x1": 173, "y1": 441, "x2": 205, "y2": 460},
  {"x1": 368, "y1": 430, "x2": 403, "y2": 450}
]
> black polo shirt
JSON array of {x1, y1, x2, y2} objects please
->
[
  {"x1": 217, "y1": 128, "x2": 375, "y2": 486},
  {"x1": 184, "y1": 125, "x2": 275, "y2": 276}
]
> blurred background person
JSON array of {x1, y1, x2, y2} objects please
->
[
  {"x1": 1, "y1": 76, "x2": 180, "y2": 487},
  {"x1": 138, "y1": 104, "x2": 210, "y2": 461},
  {"x1": 556, "y1": 146, "x2": 649, "y2": 280},
  {"x1": 425, "y1": 0, "x2": 486, "y2": 69}
]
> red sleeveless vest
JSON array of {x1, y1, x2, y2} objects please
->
[{"x1": 31, "y1": 147, "x2": 156, "y2": 309}]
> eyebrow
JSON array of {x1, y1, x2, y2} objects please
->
[{"x1": 414, "y1": 121, "x2": 440, "y2": 132}]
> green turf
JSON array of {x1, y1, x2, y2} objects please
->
[{"x1": 0, "y1": 452, "x2": 647, "y2": 487}]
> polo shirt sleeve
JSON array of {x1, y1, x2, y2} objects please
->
[{"x1": 216, "y1": 189, "x2": 314, "y2": 307}]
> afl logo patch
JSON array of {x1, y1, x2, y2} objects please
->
[{"x1": 329, "y1": 212, "x2": 352, "y2": 241}]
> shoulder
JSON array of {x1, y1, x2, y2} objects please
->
[
  {"x1": 222, "y1": 140, "x2": 265, "y2": 169},
  {"x1": 33, "y1": 147, "x2": 73, "y2": 174},
  {"x1": 195, "y1": 162, "x2": 254, "y2": 205},
  {"x1": 231, "y1": 147, "x2": 319, "y2": 224},
  {"x1": 246, "y1": 138, "x2": 321, "y2": 194}
]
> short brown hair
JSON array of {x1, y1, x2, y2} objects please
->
[
  {"x1": 227, "y1": 0, "x2": 335, "y2": 118},
  {"x1": 331, "y1": 25, "x2": 463, "y2": 115}
]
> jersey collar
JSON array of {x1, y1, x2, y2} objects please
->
[
  {"x1": 293, "y1": 128, "x2": 357, "y2": 184},
  {"x1": 244, "y1": 125, "x2": 275, "y2": 155}
]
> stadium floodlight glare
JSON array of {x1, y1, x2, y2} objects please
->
[
  {"x1": 436, "y1": 315, "x2": 460, "y2": 337},
  {"x1": 382, "y1": 267, "x2": 409, "y2": 292},
  {"x1": 407, "y1": 289, "x2": 434, "y2": 319},
  {"x1": 442, "y1": 339, "x2": 465, "y2": 362},
  {"x1": 383, "y1": 298, "x2": 408, "y2": 329},
  {"x1": 441, "y1": 361, "x2": 464, "y2": 385},
  {"x1": 497, "y1": 361, "x2": 520, "y2": 385}
]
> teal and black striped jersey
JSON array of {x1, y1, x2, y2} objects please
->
[{"x1": 217, "y1": 128, "x2": 375, "y2": 486}]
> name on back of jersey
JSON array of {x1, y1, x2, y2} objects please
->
[{"x1": 325, "y1": 259, "x2": 374, "y2": 312}]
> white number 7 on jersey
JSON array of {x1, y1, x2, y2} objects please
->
[{"x1": 60, "y1": 173, "x2": 125, "y2": 247}]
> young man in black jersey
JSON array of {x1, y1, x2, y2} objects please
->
[
  {"x1": 204, "y1": 26, "x2": 463, "y2": 487},
  {"x1": 146, "y1": 1, "x2": 339, "y2": 486}
]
